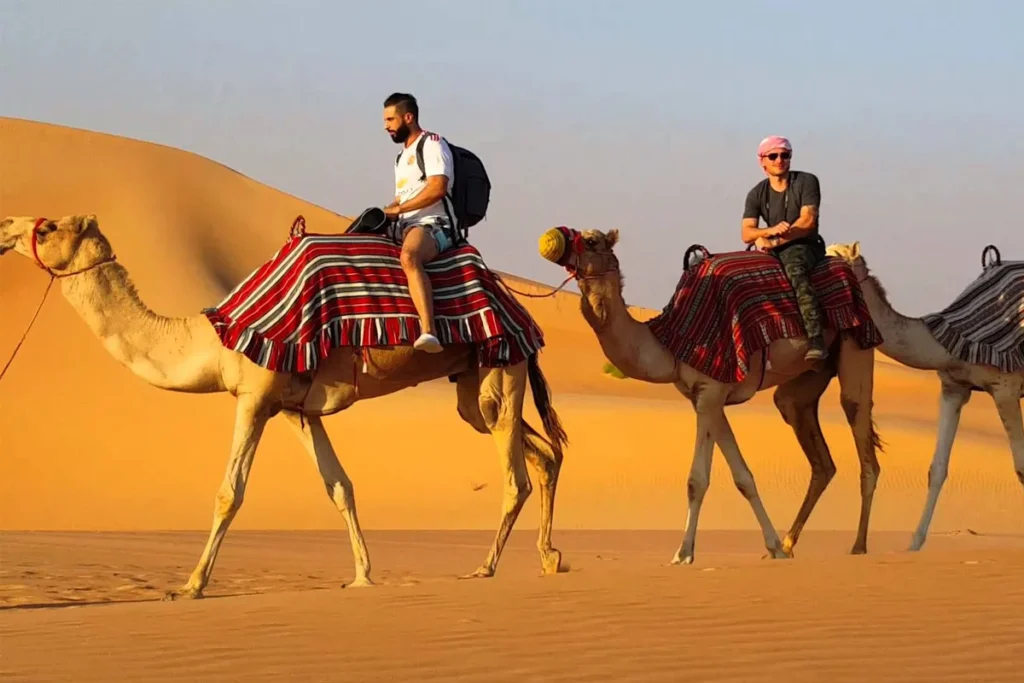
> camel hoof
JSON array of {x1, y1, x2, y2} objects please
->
[
  {"x1": 540, "y1": 549, "x2": 563, "y2": 575},
  {"x1": 763, "y1": 547, "x2": 792, "y2": 560},
  {"x1": 343, "y1": 576, "x2": 375, "y2": 588},
  {"x1": 671, "y1": 555, "x2": 694, "y2": 566},
  {"x1": 458, "y1": 566, "x2": 494, "y2": 580},
  {"x1": 163, "y1": 586, "x2": 203, "y2": 601},
  {"x1": 850, "y1": 546, "x2": 868, "y2": 556}
]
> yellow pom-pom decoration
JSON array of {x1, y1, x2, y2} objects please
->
[{"x1": 538, "y1": 228, "x2": 567, "y2": 263}]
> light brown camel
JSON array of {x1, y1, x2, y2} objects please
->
[
  {"x1": 537, "y1": 227, "x2": 883, "y2": 564},
  {"x1": 0, "y1": 214, "x2": 569, "y2": 599},
  {"x1": 827, "y1": 242, "x2": 1024, "y2": 550}
]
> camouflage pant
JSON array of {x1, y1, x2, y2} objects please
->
[{"x1": 773, "y1": 239, "x2": 827, "y2": 342}]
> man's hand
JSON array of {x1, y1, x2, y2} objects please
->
[
  {"x1": 765, "y1": 221, "x2": 791, "y2": 237},
  {"x1": 755, "y1": 235, "x2": 783, "y2": 251},
  {"x1": 383, "y1": 204, "x2": 401, "y2": 218}
]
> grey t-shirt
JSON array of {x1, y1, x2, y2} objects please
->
[{"x1": 743, "y1": 170, "x2": 821, "y2": 239}]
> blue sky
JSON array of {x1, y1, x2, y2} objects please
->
[{"x1": 3, "y1": 0, "x2": 1021, "y2": 314}]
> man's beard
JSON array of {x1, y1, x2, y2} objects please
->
[{"x1": 389, "y1": 123, "x2": 411, "y2": 144}]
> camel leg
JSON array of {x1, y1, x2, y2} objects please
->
[
  {"x1": 708, "y1": 406, "x2": 788, "y2": 559},
  {"x1": 991, "y1": 376, "x2": 1024, "y2": 492},
  {"x1": 166, "y1": 395, "x2": 269, "y2": 600},
  {"x1": 773, "y1": 369, "x2": 836, "y2": 556},
  {"x1": 908, "y1": 376, "x2": 971, "y2": 551},
  {"x1": 281, "y1": 411, "x2": 372, "y2": 586},
  {"x1": 671, "y1": 409, "x2": 714, "y2": 565},
  {"x1": 461, "y1": 365, "x2": 532, "y2": 579},
  {"x1": 838, "y1": 340, "x2": 881, "y2": 555},
  {"x1": 524, "y1": 423, "x2": 564, "y2": 575},
  {"x1": 456, "y1": 369, "x2": 561, "y2": 575}
]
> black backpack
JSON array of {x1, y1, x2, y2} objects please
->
[{"x1": 401, "y1": 133, "x2": 491, "y2": 229}]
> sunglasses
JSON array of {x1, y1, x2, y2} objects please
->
[{"x1": 763, "y1": 151, "x2": 791, "y2": 161}]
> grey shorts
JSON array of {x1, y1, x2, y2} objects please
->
[{"x1": 396, "y1": 216, "x2": 457, "y2": 253}]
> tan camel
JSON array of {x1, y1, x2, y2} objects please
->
[
  {"x1": 827, "y1": 242, "x2": 1024, "y2": 550},
  {"x1": 0, "y1": 214, "x2": 569, "y2": 599},
  {"x1": 537, "y1": 227, "x2": 883, "y2": 564}
]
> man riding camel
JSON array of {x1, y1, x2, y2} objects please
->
[
  {"x1": 741, "y1": 135, "x2": 828, "y2": 362},
  {"x1": 382, "y1": 92, "x2": 459, "y2": 354}
]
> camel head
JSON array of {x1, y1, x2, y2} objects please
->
[
  {"x1": 0, "y1": 214, "x2": 113, "y2": 276},
  {"x1": 825, "y1": 241, "x2": 869, "y2": 279},
  {"x1": 537, "y1": 226, "x2": 620, "y2": 279}
]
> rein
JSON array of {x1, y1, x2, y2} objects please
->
[{"x1": 0, "y1": 217, "x2": 118, "y2": 382}]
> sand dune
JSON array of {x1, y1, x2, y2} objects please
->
[
  {"x1": 2, "y1": 116, "x2": 1023, "y2": 681},
  {"x1": 3, "y1": 531, "x2": 1024, "y2": 682},
  {"x1": 2, "y1": 116, "x2": 1019, "y2": 536}
]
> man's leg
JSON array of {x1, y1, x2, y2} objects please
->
[
  {"x1": 400, "y1": 225, "x2": 442, "y2": 353},
  {"x1": 777, "y1": 244, "x2": 827, "y2": 361}
]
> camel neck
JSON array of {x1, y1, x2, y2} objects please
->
[
  {"x1": 856, "y1": 271, "x2": 948, "y2": 368},
  {"x1": 579, "y1": 274, "x2": 679, "y2": 383},
  {"x1": 60, "y1": 263, "x2": 223, "y2": 391},
  {"x1": 857, "y1": 272, "x2": 914, "y2": 328}
]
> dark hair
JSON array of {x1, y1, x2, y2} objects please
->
[{"x1": 383, "y1": 92, "x2": 418, "y2": 120}]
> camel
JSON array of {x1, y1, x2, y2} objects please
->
[
  {"x1": 0, "y1": 214, "x2": 569, "y2": 599},
  {"x1": 826, "y1": 242, "x2": 1024, "y2": 550},
  {"x1": 536, "y1": 226, "x2": 883, "y2": 564}
]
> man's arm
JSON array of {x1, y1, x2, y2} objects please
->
[
  {"x1": 741, "y1": 217, "x2": 763, "y2": 245},
  {"x1": 740, "y1": 186, "x2": 762, "y2": 244}
]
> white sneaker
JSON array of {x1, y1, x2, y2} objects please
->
[{"x1": 413, "y1": 333, "x2": 443, "y2": 353}]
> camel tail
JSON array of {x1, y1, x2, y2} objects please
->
[
  {"x1": 527, "y1": 352, "x2": 569, "y2": 456},
  {"x1": 872, "y1": 416, "x2": 886, "y2": 454}
]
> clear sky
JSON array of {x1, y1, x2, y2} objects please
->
[{"x1": 3, "y1": 0, "x2": 1021, "y2": 314}]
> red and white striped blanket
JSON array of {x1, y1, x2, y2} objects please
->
[
  {"x1": 646, "y1": 249, "x2": 883, "y2": 383},
  {"x1": 202, "y1": 232, "x2": 545, "y2": 372}
]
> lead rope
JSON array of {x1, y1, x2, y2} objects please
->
[
  {"x1": 0, "y1": 277, "x2": 55, "y2": 382},
  {"x1": 1, "y1": 217, "x2": 117, "y2": 384},
  {"x1": 494, "y1": 272, "x2": 575, "y2": 299}
]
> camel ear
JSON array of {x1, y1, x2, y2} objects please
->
[
  {"x1": 605, "y1": 229, "x2": 619, "y2": 248},
  {"x1": 73, "y1": 214, "x2": 97, "y2": 235},
  {"x1": 850, "y1": 241, "x2": 860, "y2": 259}
]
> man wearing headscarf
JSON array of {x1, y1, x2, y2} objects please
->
[{"x1": 741, "y1": 135, "x2": 828, "y2": 362}]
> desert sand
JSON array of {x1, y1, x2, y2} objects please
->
[{"x1": 2, "y1": 116, "x2": 1022, "y2": 681}]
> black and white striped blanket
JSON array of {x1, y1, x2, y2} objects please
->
[{"x1": 921, "y1": 260, "x2": 1024, "y2": 373}]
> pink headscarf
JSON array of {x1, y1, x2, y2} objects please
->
[{"x1": 757, "y1": 135, "x2": 792, "y2": 158}]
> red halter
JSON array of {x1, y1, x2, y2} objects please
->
[
  {"x1": 30, "y1": 217, "x2": 52, "y2": 274},
  {"x1": 27, "y1": 216, "x2": 116, "y2": 278}
]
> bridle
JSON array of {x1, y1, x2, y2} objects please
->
[
  {"x1": 28, "y1": 217, "x2": 118, "y2": 277},
  {"x1": 497, "y1": 230, "x2": 621, "y2": 299},
  {"x1": 0, "y1": 217, "x2": 118, "y2": 382}
]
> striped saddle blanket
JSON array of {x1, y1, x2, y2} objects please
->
[
  {"x1": 921, "y1": 260, "x2": 1024, "y2": 373},
  {"x1": 646, "y1": 249, "x2": 883, "y2": 384},
  {"x1": 202, "y1": 232, "x2": 545, "y2": 373}
]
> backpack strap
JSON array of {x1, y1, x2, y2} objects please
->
[
  {"x1": 412, "y1": 133, "x2": 461, "y2": 240},
  {"x1": 415, "y1": 133, "x2": 428, "y2": 182}
]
